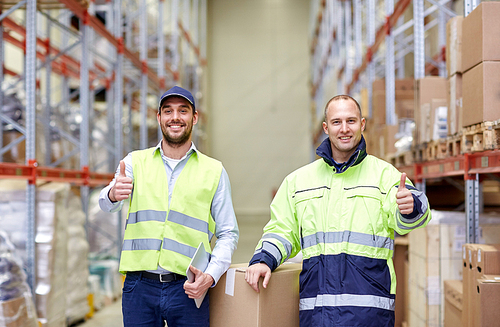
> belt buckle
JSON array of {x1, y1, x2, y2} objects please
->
[{"x1": 159, "y1": 274, "x2": 171, "y2": 282}]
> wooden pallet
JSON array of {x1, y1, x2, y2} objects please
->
[
  {"x1": 462, "y1": 120, "x2": 500, "y2": 153},
  {"x1": 387, "y1": 151, "x2": 414, "y2": 167},
  {"x1": 446, "y1": 133, "x2": 462, "y2": 157},
  {"x1": 425, "y1": 139, "x2": 448, "y2": 161}
]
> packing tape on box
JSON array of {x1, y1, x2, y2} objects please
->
[{"x1": 225, "y1": 268, "x2": 236, "y2": 296}]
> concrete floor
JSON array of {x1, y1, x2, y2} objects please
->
[{"x1": 76, "y1": 214, "x2": 270, "y2": 327}]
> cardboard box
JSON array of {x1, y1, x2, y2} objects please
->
[
  {"x1": 414, "y1": 77, "x2": 447, "y2": 144},
  {"x1": 447, "y1": 74, "x2": 463, "y2": 135},
  {"x1": 0, "y1": 295, "x2": 39, "y2": 327},
  {"x1": 473, "y1": 244, "x2": 500, "y2": 276},
  {"x1": 446, "y1": 16, "x2": 463, "y2": 77},
  {"x1": 463, "y1": 244, "x2": 500, "y2": 327},
  {"x1": 474, "y1": 275, "x2": 500, "y2": 327},
  {"x1": 371, "y1": 79, "x2": 415, "y2": 125},
  {"x1": 209, "y1": 263, "x2": 301, "y2": 327},
  {"x1": 444, "y1": 280, "x2": 462, "y2": 327},
  {"x1": 394, "y1": 236, "x2": 409, "y2": 327},
  {"x1": 381, "y1": 124, "x2": 399, "y2": 159},
  {"x1": 462, "y1": 244, "x2": 479, "y2": 327},
  {"x1": 462, "y1": 2, "x2": 500, "y2": 72},
  {"x1": 462, "y1": 61, "x2": 500, "y2": 127}
]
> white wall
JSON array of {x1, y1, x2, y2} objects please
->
[{"x1": 207, "y1": 0, "x2": 312, "y2": 216}]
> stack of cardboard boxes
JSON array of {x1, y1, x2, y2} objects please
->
[
  {"x1": 461, "y1": 2, "x2": 500, "y2": 128},
  {"x1": 446, "y1": 16, "x2": 463, "y2": 137},
  {"x1": 460, "y1": 244, "x2": 500, "y2": 327},
  {"x1": 365, "y1": 78, "x2": 414, "y2": 160},
  {"x1": 413, "y1": 77, "x2": 448, "y2": 160},
  {"x1": 407, "y1": 211, "x2": 500, "y2": 327}
]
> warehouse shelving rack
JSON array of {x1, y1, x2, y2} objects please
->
[
  {"x1": 0, "y1": 0, "x2": 207, "y2": 296},
  {"x1": 309, "y1": 0, "x2": 490, "y2": 245}
]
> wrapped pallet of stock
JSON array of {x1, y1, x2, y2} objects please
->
[{"x1": 0, "y1": 231, "x2": 38, "y2": 327}]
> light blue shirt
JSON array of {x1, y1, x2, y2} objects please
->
[{"x1": 99, "y1": 141, "x2": 239, "y2": 285}]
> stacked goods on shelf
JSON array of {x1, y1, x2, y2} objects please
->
[
  {"x1": 462, "y1": 243, "x2": 500, "y2": 327},
  {"x1": 365, "y1": 78, "x2": 414, "y2": 160},
  {"x1": 414, "y1": 77, "x2": 448, "y2": 145},
  {"x1": 0, "y1": 180, "x2": 89, "y2": 327},
  {"x1": 65, "y1": 192, "x2": 90, "y2": 325},
  {"x1": 407, "y1": 210, "x2": 500, "y2": 327},
  {"x1": 444, "y1": 280, "x2": 462, "y2": 327},
  {"x1": 461, "y1": 2, "x2": 500, "y2": 129},
  {"x1": 446, "y1": 16, "x2": 463, "y2": 136}
]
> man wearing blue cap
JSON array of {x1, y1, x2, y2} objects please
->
[{"x1": 99, "y1": 86, "x2": 239, "y2": 327}]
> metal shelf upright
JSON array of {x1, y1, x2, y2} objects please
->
[{"x1": 0, "y1": 0, "x2": 208, "y2": 297}]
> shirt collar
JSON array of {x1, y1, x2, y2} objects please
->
[{"x1": 152, "y1": 140, "x2": 198, "y2": 161}]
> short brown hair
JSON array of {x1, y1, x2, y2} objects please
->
[{"x1": 324, "y1": 95, "x2": 362, "y2": 122}]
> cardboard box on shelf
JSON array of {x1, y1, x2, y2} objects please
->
[
  {"x1": 446, "y1": 16, "x2": 463, "y2": 77},
  {"x1": 414, "y1": 77, "x2": 447, "y2": 144},
  {"x1": 462, "y1": 61, "x2": 500, "y2": 127},
  {"x1": 209, "y1": 263, "x2": 301, "y2": 327},
  {"x1": 474, "y1": 275, "x2": 500, "y2": 327},
  {"x1": 447, "y1": 74, "x2": 463, "y2": 135},
  {"x1": 444, "y1": 280, "x2": 462, "y2": 327},
  {"x1": 381, "y1": 124, "x2": 399, "y2": 160},
  {"x1": 371, "y1": 79, "x2": 415, "y2": 125},
  {"x1": 462, "y1": 2, "x2": 500, "y2": 73}
]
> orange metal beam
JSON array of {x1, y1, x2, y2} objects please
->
[
  {"x1": 0, "y1": 162, "x2": 113, "y2": 186},
  {"x1": 178, "y1": 21, "x2": 206, "y2": 67},
  {"x1": 344, "y1": 0, "x2": 412, "y2": 94}
]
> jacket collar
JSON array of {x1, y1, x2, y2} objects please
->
[{"x1": 315, "y1": 135, "x2": 367, "y2": 173}]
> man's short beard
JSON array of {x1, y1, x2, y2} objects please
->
[{"x1": 162, "y1": 129, "x2": 192, "y2": 148}]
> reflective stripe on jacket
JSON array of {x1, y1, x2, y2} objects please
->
[
  {"x1": 252, "y1": 138, "x2": 431, "y2": 326},
  {"x1": 119, "y1": 147, "x2": 222, "y2": 275}
]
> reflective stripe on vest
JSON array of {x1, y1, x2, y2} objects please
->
[
  {"x1": 302, "y1": 231, "x2": 394, "y2": 251},
  {"x1": 119, "y1": 148, "x2": 222, "y2": 274},
  {"x1": 299, "y1": 294, "x2": 395, "y2": 312}
]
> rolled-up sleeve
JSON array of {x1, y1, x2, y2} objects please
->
[{"x1": 204, "y1": 167, "x2": 239, "y2": 286}]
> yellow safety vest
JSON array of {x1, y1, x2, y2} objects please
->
[{"x1": 119, "y1": 148, "x2": 222, "y2": 275}]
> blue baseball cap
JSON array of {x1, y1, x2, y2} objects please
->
[{"x1": 158, "y1": 86, "x2": 196, "y2": 111}]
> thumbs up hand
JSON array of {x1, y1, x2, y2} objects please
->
[
  {"x1": 109, "y1": 160, "x2": 133, "y2": 202},
  {"x1": 396, "y1": 172, "x2": 414, "y2": 215}
]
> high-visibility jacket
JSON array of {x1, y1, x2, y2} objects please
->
[
  {"x1": 119, "y1": 147, "x2": 222, "y2": 275},
  {"x1": 251, "y1": 137, "x2": 431, "y2": 326}
]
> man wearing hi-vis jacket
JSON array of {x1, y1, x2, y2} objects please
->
[{"x1": 245, "y1": 95, "x2": 431, "y2": 327}]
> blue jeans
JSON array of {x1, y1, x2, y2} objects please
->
[{"x1": 122, "y1": 272, "x2": 209, "y2": 327}]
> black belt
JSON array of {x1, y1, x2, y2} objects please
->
[{"x1": 129, "y1": 271, "x2": 186, "y2": 283}]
